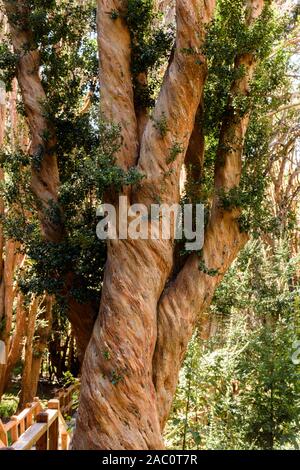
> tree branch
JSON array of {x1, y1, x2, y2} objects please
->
[
  {"x1": 267, "y1": 102, "x2": 300, "y2": 117},
  {"x1": 152, "y1": 0, "x2": 265, "y2": 428},
  {"x1": 135, "y1": 0, "x2": 216, "y2": 207},
  {"x1": 97, "y1": 0, "x2": 139, "y2": 170}
]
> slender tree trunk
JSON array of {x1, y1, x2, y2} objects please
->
[
  {"x1": 18, "y1": 297, "x2": 38, "y2": 408},
  {"x1": 19, "y1": 296, "x2": 53, "y2": 409},
  {"x1": 0, "y1": 293, "x2": 26, "y2": 398},
  {"x1": 3, "y1": 1, "x2": 97, "y2": 362},
  {"x1": 0, "y1": 43, "x2": 28, "y2": 397},
  {"x1": 0, "y1": 241, "x2": 25, "y2": 398}
]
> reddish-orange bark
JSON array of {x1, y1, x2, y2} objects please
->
[
  {"x1": 72, "y1": 0, "x2": 265, "y2": 449},
  {"x1": 3, "y1": 0, "x2": 267, "y2": 450}
]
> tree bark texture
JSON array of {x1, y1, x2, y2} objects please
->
[
  {"x1": 72, "y1": 0, "x2": 265, "y2": 449},
  {"x1": 3, "y1": 0, "x2": 266, "y2": 449}
]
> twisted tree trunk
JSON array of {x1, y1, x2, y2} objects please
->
[
  {"x1": 4, "y1": 0, "x2": 266, "y2": 449},
  {"x1": 72, "y1": 0, "x2": 264, "y2": 449}
]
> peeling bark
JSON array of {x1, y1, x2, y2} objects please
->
[
  {"x1": 73, "y1": 0, "x2": 216, "y2": 450},
  {"x1": 153, "y1": 0, "x2": 265, "y2": 428}
]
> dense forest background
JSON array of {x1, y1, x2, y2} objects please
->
[{"x1": 0, "y1": 0, "x2": 299, "y2": 450}]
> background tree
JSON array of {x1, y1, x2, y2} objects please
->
[{"x1": 167, "y1": 237, "x2": 300, "y2": 450}]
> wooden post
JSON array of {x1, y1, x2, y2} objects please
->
[
  {"x1": 48, "y1": 400, "x2": 59, "y2": 450},
  {"x1": 36, "y1": 412, "x2": 49, "y2": 450},
  {"x1": 61, "y1": 431, "x2": 68, "y2": 451},
  {"x1": 34, "y1": 397, "x2": 42, "y2": 415},
  {"x1": 19, "y1": 418, "x2": 25, "y2": 435},
  {"x1": 26, "y1": 403, "x2": 33, "y2": 427},
  {"x1": 10, "y1": 416, "x2": 18, "y2": 443},
  {"x1": 0, "y1": 419, "x2": 8, "y2": 447},
  {"x1": 58, "y1": 410, "x2": 69, "y2": 451}
]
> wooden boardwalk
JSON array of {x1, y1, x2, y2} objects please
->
[{"x1": 0, "y1": 383, "x2": 79, "y2": 450}]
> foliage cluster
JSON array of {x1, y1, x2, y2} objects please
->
[
  {"x1": 167, "y1": 240, "x2": 300, "y2": 450},
  {"x1": 126, "y1": 0, "x2": 174, "y2": 108},
  {"x1": 192, "y1": 0, "x2": 298, "y2": 235},
  {"x1": 0, "y1": 1, "x2": 142, "y2": 308}
]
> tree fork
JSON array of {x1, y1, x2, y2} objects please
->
[
  {"x1": 72, "y1": 0, "x2": 216, "y2": 450},
  {"x1": 152, "y1": 0, "x2": 265, "y2": 428}
]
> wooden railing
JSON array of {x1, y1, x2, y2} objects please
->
[
  {"x1": 0, "y1": 398, "x2": 42, "y2": 447},
  {"x1": 0, "y1": 399, "x2": 70, "y2": 450},
  {"x1": 0, "y1": 382, "x2": 80, "y2": 450},
  {"x1": 56, "y1": 382, "x2": 80, "y2": 417}
]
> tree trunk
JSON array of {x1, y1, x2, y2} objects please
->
[
  {"x1": 18, "y1": 297, "x2": 38, "y2": 408},
  {"x1": 19, "y1": 296, "x2": 53, "y2": 409},
  {"x1": 0, "y1": 40, "x2": 28, "y2": 397},
  {"x1": 72, "y1": 0, "x2": 217, "y2": 450},
  {"x1": 65, "y1": 293, "x2": 97, "y2": 365},
  {"x1": 73, "y1": 0, "x2": 265, "y2": 449},
  {"x1": 3, "y1": 1, "x2": 97, "y2": 362},
  {"x1": 0, "y1": 241, "x2": 25, "y2": 398},
  {"x1": 4, "y1": 0, "x2": 267, "y2": 449},
  {"x1": 0, "y1": 293, "x2": 26, "y2": 398}
]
